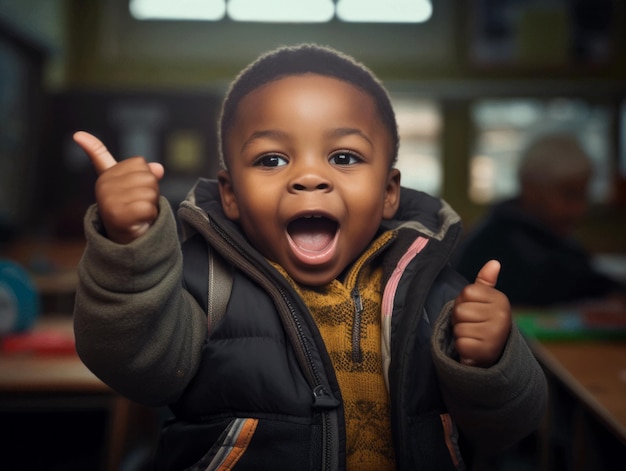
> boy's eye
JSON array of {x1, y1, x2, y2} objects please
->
[
  {"x1": 255, "y1": 154, "x2": 288, "y2": 167},
  {"x1": 330, "y1": 152, "x2": 361, "y2": 166}
]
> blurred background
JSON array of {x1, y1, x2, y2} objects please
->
[
  {"x1": 1, "y1": 0, "x2": 625, "y2": 248},
  {"x1": 0, "y1": 1, "x2": 625, "y2": 469}
]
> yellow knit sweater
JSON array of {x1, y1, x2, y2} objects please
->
[{"x1": 274, "y1": 232, "x2": 395, "y2": 470}]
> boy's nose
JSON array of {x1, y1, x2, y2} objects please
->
[{"x1": 289, "y1": 172, "x2": 332, "y2": 192}]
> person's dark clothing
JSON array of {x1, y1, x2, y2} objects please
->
[{"x1": 454, "y1": 198, "x2": 622, "y2": 307}]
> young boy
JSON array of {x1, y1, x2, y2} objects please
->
[{"x1": 73, "y1": 44, "x2": 547, "y2": 471}]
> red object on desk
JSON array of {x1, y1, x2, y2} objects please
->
[{"x1": 0, "y1": 329, "x2": 76, "y2": 355}]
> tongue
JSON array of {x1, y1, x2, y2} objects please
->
[{"x1": 289, "y1": 218, "x2": 336, "y2": 252}]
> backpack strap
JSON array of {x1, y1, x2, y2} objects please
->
[
  {"x1": 182, "y1": 233, "x2": 233, "y2": 332},
  {"x1": 206, "y1": 243, "x2": 233, "y2": 331}
]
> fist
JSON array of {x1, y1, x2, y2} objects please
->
[
  {"x1": 73, "y1": 131, "x2": 165, "y2": 244},
  {"x1": 452, "y1": 260, "x2": 511, "y2": 368}
]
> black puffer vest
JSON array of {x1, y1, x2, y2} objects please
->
[{"x1": 155, "y1": 180, "x2": 468, "y2": 471}]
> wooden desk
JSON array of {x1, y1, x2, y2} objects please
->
[
  {"x1": 0, "y1": 315, "x2": 104, "y2": 393},
  {"x1": 529, "y1": 339, "x2": 626, "y2": 470},
  {"x1": 532, "y1": 340, "x2": 626, "y2": 442},
  {"x1": 0, "y1": 315, "x2": 157, "y2": 470}
]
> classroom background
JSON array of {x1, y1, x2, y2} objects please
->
[{"x1": 0, "y1": 1, "x2": 625, "y2": 470}]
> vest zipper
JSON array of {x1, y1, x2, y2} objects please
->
[
  {"x1": 180, "y1": 204, "x2": 340, "y2": 470},
  {"x1": 281, "y1": 291, "x2": 338, "y2": 471}
]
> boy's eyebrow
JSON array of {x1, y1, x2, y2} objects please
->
[
  {"x1": 240, "y1": 129, "x2": 288, "y2": 153},
  {"x1": 327, "y1": 127, "x2": 374, "y2": 148}
]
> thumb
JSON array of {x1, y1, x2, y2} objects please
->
[
  {"x1": 475, "y1": 260, "x2": 501, "y2": 288},
  {"x1": 148, "y1": 162, "x2": 165, "y2": 180},
  {"x1": 73, "y1": 131, "x2": 117, "y2": 175}
]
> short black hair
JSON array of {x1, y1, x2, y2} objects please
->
[{"x1": 218, "y1": 43, "x2": 399, "y2": 169}]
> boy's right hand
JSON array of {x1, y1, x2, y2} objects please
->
[{"x1": 73, "y1": 131, "x2": 165, "y2": 244}]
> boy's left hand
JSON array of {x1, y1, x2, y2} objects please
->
[{"x1": 452, "y1": 260, "x2": 511, "y2": 368}]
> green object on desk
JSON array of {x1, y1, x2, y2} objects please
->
[{"x1": 515, "y1": 309, "x2": 626, "y2": 340}]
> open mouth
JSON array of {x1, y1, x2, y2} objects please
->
[{"x1": 287, "y1": 215, "x2": 339, "y2": 253}]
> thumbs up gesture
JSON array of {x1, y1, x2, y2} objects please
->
[
  {"x1": 452, "y1": 260, "x2": 512, "y2": 368},
  {"x1": 73, "y1": 131, "x2": 165, "y2": 244}
]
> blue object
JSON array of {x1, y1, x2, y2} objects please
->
[{"x1": 0, "y1": 259, "x2": 39, "y2": 335}]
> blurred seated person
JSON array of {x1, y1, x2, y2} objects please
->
[{"x1": 454, "y1": 133, "x2": 625, "y2": 307}]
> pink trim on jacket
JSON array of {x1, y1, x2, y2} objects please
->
[{"x1": 380, "y1": 236, "x2": 429, "y2": 390}]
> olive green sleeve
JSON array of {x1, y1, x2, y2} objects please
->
[
  {"x1": 431, "y1": 301, "x2": 548, "y2": 455},
  {"x1": 73, "y1": 197, "x2": 207, "y2": 406}
]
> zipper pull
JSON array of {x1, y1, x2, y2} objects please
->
[
  {"x1": 313, "y1": 385, "x2": 340, "y2": 409},
  {"x1": 352, "y1": 289, "x2": 363, "y2": 314}
]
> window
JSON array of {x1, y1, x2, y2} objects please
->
[
  {"x1": 470, "y1": 98, "x2": 612, "y2": 204},
  {"x1": 129, "y1": 0, "x2": 227, "y2": 20},
  {"x1": 392, "y1": 96, "x2": 441, "y2": 195},
  {"x1": 129, "y1": 0, "x2": 433, "y2": 23},
  {"x1": 335, "y1": 0, "x2": 432, "y2": 23},
  {"x1": 228, "y1": 0, "x2": 333, "y2": 22}
]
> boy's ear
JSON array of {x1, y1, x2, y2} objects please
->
[
  {"x1": 217, "y1": 170, "x2": 240, "y2": 221},
  {"x1": 383, "y1": 168, "x2": 401, "y2": 219}
]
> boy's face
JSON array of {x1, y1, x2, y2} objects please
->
[{"x1": 218, "y1": 74, "x2": 401, "y2": 286}]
